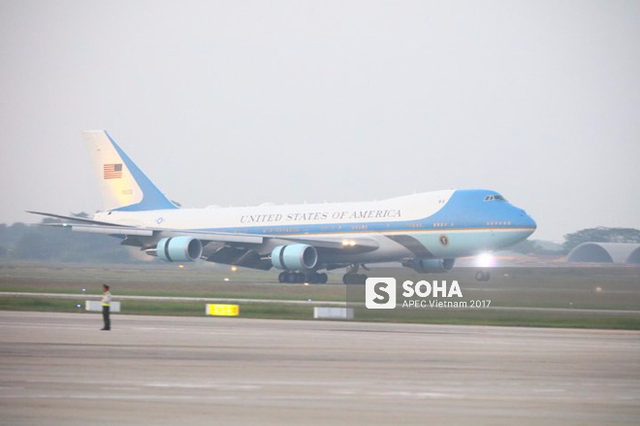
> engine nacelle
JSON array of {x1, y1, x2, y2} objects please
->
[
  {"x1": 271, "y1": 244, "x2": 318, "y2": 270},
  {"x1": 404, "y1": 258, "x2": 455, "y2": 274},
  {"x1": 157, "y1": 237, "x2": 203, "y2": 262}
]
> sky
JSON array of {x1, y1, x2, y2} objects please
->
[{"x1": 1, "y1": 0, "x2": 638, "y2": 242}]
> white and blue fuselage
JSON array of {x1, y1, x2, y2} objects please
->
[{"x1": 95, "y1": 188, "x2": 536, "y2": 265}]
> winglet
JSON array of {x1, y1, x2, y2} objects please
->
[{"x1": 83, "y1": 130, "x2": 178, "y2": 212}]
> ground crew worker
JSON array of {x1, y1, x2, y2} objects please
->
[{"x1": 101, "y1": 284, "x2": 111, "y2": 331}]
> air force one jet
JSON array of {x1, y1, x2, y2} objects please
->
[{"x1": 30, "y1": 130, "x2": 536, "y2": 284}]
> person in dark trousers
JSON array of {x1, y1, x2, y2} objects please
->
[{"x1": 101, "y1": 284, "x2": 111, "y2": 331}]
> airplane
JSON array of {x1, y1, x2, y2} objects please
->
[{"x1": 29, "y1": 130, "x2": 537, "y2": 284}]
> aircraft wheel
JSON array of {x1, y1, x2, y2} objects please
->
[
  {"x1": 318, "y1": 273, "x2": 328, "y2": 284},
  {"x1": 475, "y1": 270, "x2": 490, "y2": 281},
  {"x1": 306, "y1": 272, "x2": 323, "y2": 284},
  {"x1": 283, "y1": 271, "x2": 297, "y2": 283}
]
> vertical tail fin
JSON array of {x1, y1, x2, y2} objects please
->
[{"x1": 83, "y1": 130, "x2": 178, "y2": 212}]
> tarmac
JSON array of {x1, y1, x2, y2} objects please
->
[{"x1": 0, "y1": 311, "x2": 638, "y2": 425}]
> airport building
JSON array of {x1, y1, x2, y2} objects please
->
[{"x1": 568, "y1": 242, "x2": 640, "y2": 264}]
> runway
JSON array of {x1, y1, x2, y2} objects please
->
[{"x1": 0, "y1": 312, "x2": 638, "y2": 425}]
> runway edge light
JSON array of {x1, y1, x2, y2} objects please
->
[{"x1": 206, "y1": 304, "x2": 239, "y2": 317}]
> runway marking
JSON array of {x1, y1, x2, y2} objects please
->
[
  {"x1": 99, "y1": 387, "x2": 142, "y2": 392},
  {"x1": 1, "y1": 394, "x2": 241, "y2": 402},
  {"x1": 331, "y1": 389, "x2": 456, "y2": 399},
  {"x1": 146, "y1": 383, "x2": 260, "y2": 390}
]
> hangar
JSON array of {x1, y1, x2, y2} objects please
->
[{"x1": 567, "y1": 243, "x2": 640, "y2": 264}]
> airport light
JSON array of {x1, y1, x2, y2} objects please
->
[
  {"x1": 476, "y1": 252, "x2": 494, "y2": 268},
  {"x1": 231, "y1": 266, "x2": 238, "y2": 272}
]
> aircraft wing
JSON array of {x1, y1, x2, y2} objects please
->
[
  {"x1": 57, "y1": 222, "x2": 379, "y2": 251},
  {"x1": 30, "y1": 212, "x2": 265, "y2": 245},
  {"x1": 27, "y1": 211, "x2": 123, "y2": 226},
  {"x1": 27, "y1": 211, "x2": 378, "y2": 252}
]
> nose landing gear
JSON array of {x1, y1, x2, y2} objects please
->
[{"x1": 475, "y1": 270, "x2": 491, "y2": 282}]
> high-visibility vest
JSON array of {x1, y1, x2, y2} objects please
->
[{"x1": 102, "y1": 291, "x2": 111, "y2": 307}]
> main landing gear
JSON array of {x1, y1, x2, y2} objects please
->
[
  {"x1": 342, "y1": 264, "x2": 368, "y2": 285},
  {"x1": 278, "y1": 271, "x2": 328, "y2": 284},
  {"x1": 342, "y1": 273, "x2": 367, "y2": 285}
]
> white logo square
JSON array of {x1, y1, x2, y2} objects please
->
[{"x1": 365, "y1": 277, "x2": 397, "y2": 309}]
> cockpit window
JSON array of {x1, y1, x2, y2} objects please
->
[{"x1": 484, "y1": 195, "x2": 507, "y2": 201}]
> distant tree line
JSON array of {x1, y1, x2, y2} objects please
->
[
  {"x1": 511, "y1": 227, "x2": 640, "y2": 255},
  {"x1": 562, "y1": 227, "x2": 640, "y2": 252},
  {"x1": 509, "y1": 239, "x2": 559, "y2": 256},
  {"x1": 0, "y1": 218, "x2": 146, "y2": 263}
]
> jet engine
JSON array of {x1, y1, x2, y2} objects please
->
[
  {"x1": 157, "y1": 237, "x2": 203, "y2": 262},
  {"x1": 404, "y1": 258, "x2": 455, "y2": 274},
  {"x1": 271, "y1": 244, "x2": 318, "y2": 270}
]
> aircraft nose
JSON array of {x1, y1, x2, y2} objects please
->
[
  {"x1": 519, "y1": 209, "x2": 537, "y2": 235},
  {"x1": 510, "y1": 206, "x2": 536, "y2": 232},
  {"x1": 525, "y1": 215, "x2": 537, "y2": 236}
]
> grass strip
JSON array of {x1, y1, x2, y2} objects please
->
[{"x1": 2, "y1": 296, "x2": 639, "y2": 330}]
